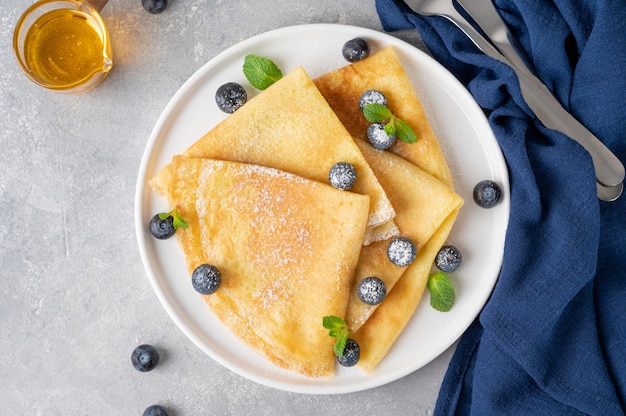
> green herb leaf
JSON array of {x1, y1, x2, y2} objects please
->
[
  {"x1": 322, "y1": 315, "x2": 350, "y2": 357},
  {"x1": 393, "y1": 118, "x2": 418, "y2": 144},
  {"x1": 427, "y1": 271, "x2": 455, "y2": 312},
  {"x1": 362, "y1": 103, "x2": 418, "y2": 144},
  {"x1": 384, "y1": 119, "x2": 396, "y2": 136},
  {"x1": 242, "y1": 54, "x2": 283, "y2": 90},
  {"x1": 159, "y1": 208, "x2": 188, "y2": 229},
  {"x1": 362, "y1": 103, "x2": 393, "y2": 123}
]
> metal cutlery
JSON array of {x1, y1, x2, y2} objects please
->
[{"x1": 402, "y1": 0, "x2": 624, "y2": 201}]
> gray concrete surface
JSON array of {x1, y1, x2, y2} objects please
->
[{"x1": 1, "y1": 0, "x2": 456, "y2": 414}]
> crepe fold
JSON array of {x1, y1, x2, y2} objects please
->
[
  {"x1": 314, "y1": 45, "x2": 454, "y2": 189},
  {"x1": 345, "y1": 141, "x2": 463, "y2": 333},
  {"x1": 167, "y1": 156, "x2": 370, "y2": 377},
  {"x1": 315, "y1": 46, "x2": 462, "y2": 371},
  {"x1": 151, "y1": 65, "x2": 397, "y2": 244}
]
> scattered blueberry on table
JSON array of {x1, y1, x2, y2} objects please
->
[
  {"x1": 142, "y1": 0, "x2": 168, "y2": 14},
  {"x1": 131, "y1": 344, "x2": 160, "y2": 372},
  {"x1": 143, "y1": 404, "x2": 168, "y2": 416}
]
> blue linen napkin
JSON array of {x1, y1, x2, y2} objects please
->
[{"x1": 375, "y1": 0, "x2": 626, "y2": 414}]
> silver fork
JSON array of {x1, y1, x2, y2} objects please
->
[{"x1": 402, "y1": 0, "x2": 624, "y2": 201}]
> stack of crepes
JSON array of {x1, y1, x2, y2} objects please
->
[{"x1": 149, "y1": 46, "x2": 463, "y2": 378}]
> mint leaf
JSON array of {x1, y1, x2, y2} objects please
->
[
  {"x1": 322, "y1": 315, "x2": 350, "y2": 356},
  {"x1": 384, "y1": 119, "x2": 396, "y2": 136},
  {"x1": 159, "y1": 208, "x2": 188, "y2": 229},
  {"x1": 427, "y1": 271, "x2": 455, "y2": 312},
  {"x1": 363, "y1": 103, "x2": 393, "y2": 123},
  {"x1": 242, "y1": 54, "x2": 283, "y2": 90},
  {"x1": 363, "y1": 103, "x2": 418, "y2": 144},
  {"x1": 394, "y1": 118, "x2": 417, "y2": 144}
]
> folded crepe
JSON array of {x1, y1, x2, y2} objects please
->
[
  {"x1": 346, "y1": 141, "x2": 463, "y2": 332},
  {"x1": 167, "y1": 156, "x2": 370, "y2": 377},
  {"x1": 151, "y1": 66, "x2": 397, "y2": 244},
  {"x1": 315, "y1": 45, "x2": 462, "y2": 370},
  {"x1": 354, "y1": 209, "x2": 460, "y2": 372},
  {"x1": 314, "y1": 46, "x2": 454, "y2": 188}
]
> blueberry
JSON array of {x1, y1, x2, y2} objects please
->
[
  {"x1": 367, "y1": 123, "x2": 396, "y2": 150},
  {"x1": 387, "y1": 236, "x2": 417, "y2": 267},
  {"x1": 192, "y1": 264, "x2": 222, "y2": 295},
  {"x1": 149, "y1": 213, "x2": 175, "y2": 240},
  {"x1": 142, "y1": 0, "x2": 168, "y2": 14},
  {"x1": 435, "y1": 245, "x2": 462, "y2": 272},
  {"x1": 215, "y1": 82, "x2": 247, "y2": 113},
  {"x1": 359, "y1": 89, "x2": 387, "y2": 112},
  {"x1": 473, "y1": 180, "x2": 502, "y2": 208},
  {"x1": 337, "y1": 339, "x2": 360, "y2": 367},
  {"x1": 342, "y1": 38, "x2": 370, "y2": 62},
  {"x1": 358, "y1": 276, "x2": 387, "y2": 305},
  {"x1": 143, "y1": 405, "x2": 168, "y2": 416},
  {"x1": 131, "y1": 344, "x2": 160, "y2": 372},
  {"x1": 329, "y1": 162, "x2": 357, "y2": 190}
]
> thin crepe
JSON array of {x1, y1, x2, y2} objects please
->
[
  {"x1": 314, "y1": 46, "x2": 454, "y2": 188},
  {"x1": 167, "y1": 156, "x2": 370, "y2": 377},
  {"x1": 151, "y1": 66, "x2": 396, "y2": 243},
  {"x1": 346, "y1": 140, "x2": 463, "y2": 332}
]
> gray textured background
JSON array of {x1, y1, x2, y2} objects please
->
[{"x1": 1, "y1": 0, "x2": 456, "y2": 414}]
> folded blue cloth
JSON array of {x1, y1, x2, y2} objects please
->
[{"x1": 375, "y1": 0, "x2": 626, "y2": 414}]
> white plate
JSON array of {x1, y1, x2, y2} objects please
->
[{"x1": 135, "y1": 24, "x2": 509, "y2": 395}]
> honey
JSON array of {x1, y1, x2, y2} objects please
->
[{"x1": 15, "y1": 2, "x2": 112, "y2": 92}]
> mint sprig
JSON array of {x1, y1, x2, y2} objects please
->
[
  {"x1": 427, "y1": 271, "x2": 455, "y2": 312},
  {"x1": 159, "y1": 208, "x2": 188, "y2": 229},
  {"x1": 322, "y1": 315, "x2": 349, "y2": 357},
  {"x1": 363, "y1": 103, "x2": 418, "y2": 144},
  {"x1": 363, "y1": 103, "x2": 392, "y2": 122},
  {"x1": 242, "y1": 54, "x2": 283, "y2": 90}
]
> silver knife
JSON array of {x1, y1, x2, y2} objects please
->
[{"x1": 455, "y1": 0, "x2": 624, "y2": 198}]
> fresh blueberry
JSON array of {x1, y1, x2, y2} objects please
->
[
  {"x1": 473, "y1": 180, "x2": 502, "y2": 208},
  {"x1": 192, "y1": 264, "x2": 222, "y2": 295},
  {"x1": 131, "y1": 344, "x2": 160, "y2": 372},
  {"x1": 143, "y1": 405, "x2": 168, "y2": 416},
  {"x1": 359, "y1": 89, "x2": 387, "y2": 111},
  {"x1": 367, "y1": 123, "x2": 396, "y2": 150},
  {"x1": 387, "y1": 236, "x2": 417, "y2": 267},
  {"x1": 342, "y1": 38, "x2": 370, "y2": 62},
  {"x1": 149, "y1": 213, "x2": 175, "y2": 240},
  {"x1": 358, "y1": 276, "x2": 387, "y2": 305},
  {"x1": 435, "y1": 245, "x2": 462, "y2": 273},
  {"x1": 215, "y1": 82, "x2": 247, "y2": 113},
  {"x1": 142, "y1": 0, "x2": 168, "y2": 14},
  {"x1": 337, "y1": 339, "x2": 360, "y2": 367},
  {"x1": 329, "y1": 162, "x2": 357, "y2": 191}
]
